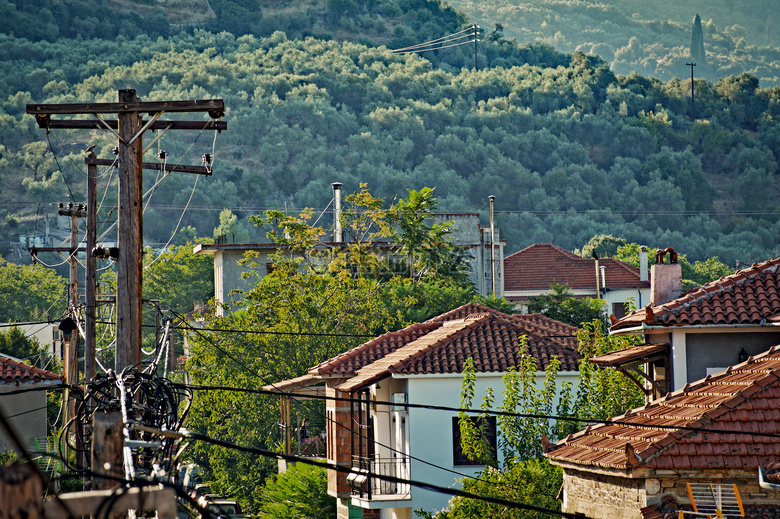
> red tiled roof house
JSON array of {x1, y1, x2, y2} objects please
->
[
  {"x1": 266, "y1": 303, "x2": 580, "y2": 519},
  {"x1": 0, "y1": 355, "x2": 62, "y2": 453},
  {"x1": 546, "y1": 345, "x2": 780, "y2": 519},
  {"x1": 503, "y1": 244, "x2": 651, "y2": 319},
  {"x1": 608, "y1": 255, "x2": 780, "y2": 398}
]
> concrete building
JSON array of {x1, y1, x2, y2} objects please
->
[{"x1": 194, "y1": 213, "x2": 504, "y2": 315}]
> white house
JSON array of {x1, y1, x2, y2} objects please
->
[
  {"x1": 0, "y1": 355, "x2": 62, "y2": 454},
  {"x1": 266, "y1": 303, "x2": 580, "y2": 519}
]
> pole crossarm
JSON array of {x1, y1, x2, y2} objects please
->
[
  {"x1": 27, "y1": 99, "x2": 225, "y2": 116},
  {"x1": 87, "y1": 157, "x2": 213, "y2": 176},
  {"x1": 35, "y1": 119, "x2": 227, "y2": 131}
]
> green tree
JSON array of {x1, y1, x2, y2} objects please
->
[
  {"x1": 0, "y1": 259, "x2": 66, "y2": 322},
  {"x1": 526, "y1": 283, "x2": 604, "y2": 327},
  {"x1": 213, "y1": 209, "x2": 250, "y2": 243},
  {"x1": 257, "y1": 463, "x2": 336, "y2": 519},
  {"x1": 185, "y1": 260, "x2": 398, "y2": 511},
  {"x1": 423, "y1": 459, "x2": 562, "y2": 519},
  {"x1": 143, "y1": 241, "x2": 215, "y2": 315},
  {"x1": 576, "y1": 234, "x2": 628, "y2": 259},
  {"x1": 0, "y1": 326, "x2": 48, "y2": 365}
]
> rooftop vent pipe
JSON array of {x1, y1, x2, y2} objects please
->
[{"x1": 332, "y1": 182, "x2": 343, "y2": 243}]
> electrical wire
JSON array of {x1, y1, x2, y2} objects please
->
[
  {"x1": 391, "y1": 26, "x2": 476, "y2": 54},
  {"x1": 45, "y1": 131, "x2": 76, "y2": 203},
  {"x1": 138, "y1": 424, "x2": 588, "y2": 518}
]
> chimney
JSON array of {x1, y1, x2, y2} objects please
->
[
  {"x1": 332, "y1": 182, "x2": 342, "y2": 243},
  {"x1": 650, "y1": 247, "x2": 682, "y2": 306},
  {"x1": 639, "y1": 245, "x2": 648, "y2": 282}
]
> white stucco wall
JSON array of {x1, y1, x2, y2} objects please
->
[
  {"x1": 0, "y1": 383, "x2": 51, "y2": 453},
  {"x1": 395, "y1": 370, "x2": 580, "y2": 516}
]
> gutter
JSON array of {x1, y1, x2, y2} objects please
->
[{"x1": 611, "y1": 321, "x2": 780, "y2": 336}]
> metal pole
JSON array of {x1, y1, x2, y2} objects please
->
[{"x1": 488, "y1": 195, "x2": 496, "y2": 298}]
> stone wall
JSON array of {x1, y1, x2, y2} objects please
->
[{"x1": 562, "y1": 469, "x2": 646, "y2": 519}]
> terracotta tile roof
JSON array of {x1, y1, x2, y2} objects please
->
[
  {"x1": 546, "y1": 345, "x2": 780, "y2": 471},
  {"x1": 611, "y1": 257, "x2": 780, "y2": 331},
  {"x1": 504, "y1": 243, "x2": 649, "y2": 292},
  {"x1": 309, "y1": 321, "x2": 441, "y2": 376},
  {"x1": 304, "y1": 303, "x2": 580, "y2": 392},
  {"x1": 0, "y1": 356, "x2": 62, "y2": 384},
  {"x1": 589, "y1": 342, "x2": 669, "y2": 367}
]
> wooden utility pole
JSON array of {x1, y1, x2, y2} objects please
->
[
  {"x1": 85, "y1": 153, "x2": 97, "y2": 382},
  {"x1": 116, "y1": 89, "x2": 143, "y2": 371},
  {"x1": 27, "y1": 91, "x2": 226, "y2": 374},
  {"x1": 473, "y1": 24, "x2": 479, "y2": 71},
  {"x1": 686, "y1": 62, "x2": 696, "y2": 120}
]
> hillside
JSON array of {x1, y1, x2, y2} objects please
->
[
  {"x1": 447, "y1": 0, "x2": 780, "y2": 86},
  {"x1": 1, "y1": 1, "x2": 780, "y2": 269}
]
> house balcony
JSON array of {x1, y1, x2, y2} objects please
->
[{"x1": 348, "y1": 455, "x2": 411, "y2": 509}]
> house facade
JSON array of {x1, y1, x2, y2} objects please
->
[
  {"x1": 0, "y1": 355, "x2": 62, "y2": 454},
  {"x1": 608, "y1": 256, "x2": 780, "y2": 397},
  {"x1": 266, "y1": 303, "x2": 580, "y2": 519},
  {"x1": 546, "y1": 344, "x2": 780, "y2": 519},
  {"x1": 503, "y1": 243, "x2": 651, "y2": 318}
]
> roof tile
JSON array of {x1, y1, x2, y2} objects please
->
[
  {"x1": 547, "y1": 347, "x2": 780, "y2": 471},
  {"x1": 0, "y1": 356, "x2": 62, "y2": 383},
  {"x1": 504, "y1": 244, "x2": 649, "y2": 293},
  {"x1": 613, "y1": 257, "x2": 780, "y2": 330}
]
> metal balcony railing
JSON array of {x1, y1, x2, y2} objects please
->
[{"x1": 348, "y1": 455, "x2": 411, "y2": 500}]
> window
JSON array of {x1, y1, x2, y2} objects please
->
[
  {"x1": 452, "y1": 416, "x2": 497, "y2": 465},
  {"x1": 612, "y1": 302, "x2": 628, "y2": 319}
]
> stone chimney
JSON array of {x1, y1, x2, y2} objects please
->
[
  {"x1": 650, "y1": 248, "x2": 682, "y2": 306},
  {"x1": 639, "y1": 245, "x2": 648, "y2": 282}
]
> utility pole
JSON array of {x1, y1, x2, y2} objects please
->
[
  {"x1": 488, "y1": 195, "x2": 496, "y2": 298},
  {"x1": 85, "y1": 153, "x2": 97, "y2": 382},
  {"x1": 58, "y1": 202, "x2": 86, "y2": 468},
  {"x1": 27, "y1": 91, "x2": 225, "y2": 374},
  {"x1": 473, "y1": 24, "x2": 479, "y2": 71},
  {"x1": 685, "y1": 62, "x2": 696, "y2": 121}
]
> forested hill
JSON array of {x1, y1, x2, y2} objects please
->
[
  {"x1": 1, "y1": 1, "x2": 780, "y2": 268},
  {"x1": 447, "y1": 0, "x2": 780, "y2": 86}
]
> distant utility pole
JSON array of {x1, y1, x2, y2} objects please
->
[
  {"x1": 685, "y1": 62, "x2": 696, "y2": 121},
  {"x1": 473, "y1": 24, "x2": 479, "y2": 71},
  {"x1": 27, "y1": 90, "x2": 226, "y2": 374}
]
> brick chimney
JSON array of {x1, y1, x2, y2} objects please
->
[{"x1": 650, "y1": 248, "x2": 682, "y2": 306}]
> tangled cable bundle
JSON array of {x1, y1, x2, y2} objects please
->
[{"x1": 61, "y1": 368, "x2": 193, "y2": 482}]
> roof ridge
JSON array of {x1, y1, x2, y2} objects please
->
[
  {"x1": 308, "y1": 321, "x2": 441, "y2": 375},
  {"x1": 657, "y1": 257, "x2": 780, "y2": 313},
  {"x1": 336, "y1": 316, "x2": 488, "y2": 391}
]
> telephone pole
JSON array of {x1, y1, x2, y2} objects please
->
[
  {"x1": 685, "y1": 62, "x2": 696, "y2": 121},
  {"x1": 27, "y1": 90, "x2": 226, "y2": 374},
  {"x1": 473, "y1": 24, "x2": 479, "y2": 71}
]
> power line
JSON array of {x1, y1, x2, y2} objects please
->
[
  {"x1": 174, "y1": 382, "x2": 780, "y2": 440},
  {"x1": 136, "y1": 424, "x2": 591, "y2": 519}
]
